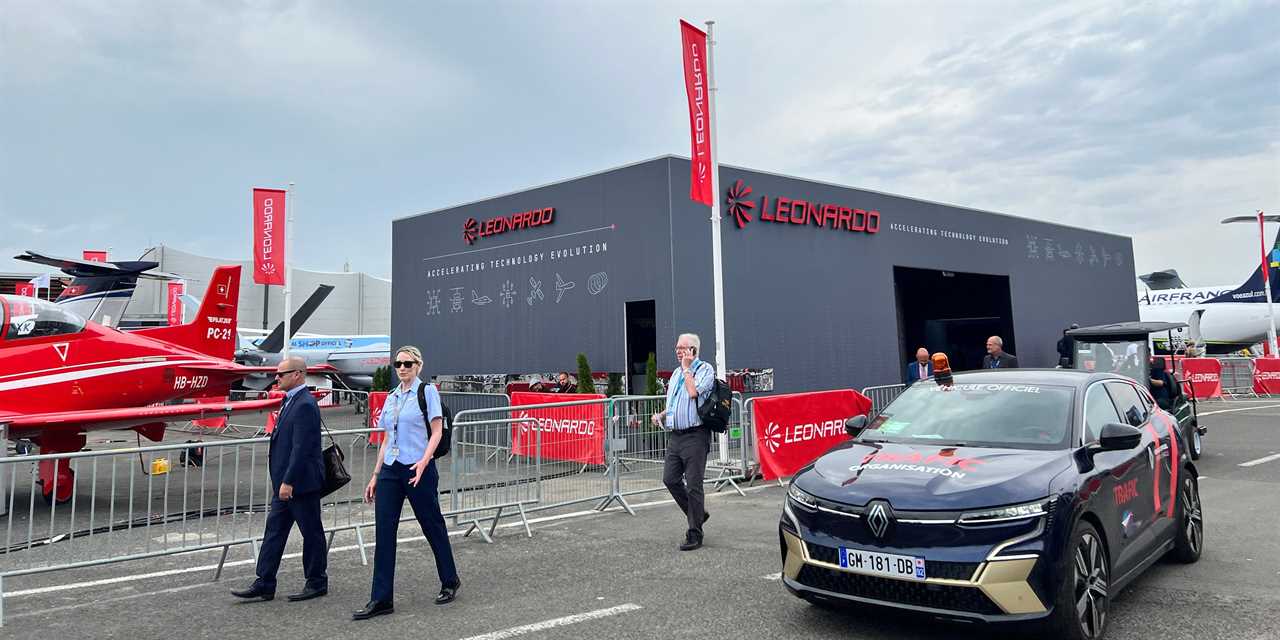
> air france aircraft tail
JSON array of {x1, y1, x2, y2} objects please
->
[{"x1": 1206, "y1": 227, "x2": 1280, "y2": 303}]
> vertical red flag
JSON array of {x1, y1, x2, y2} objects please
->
[
  {"x1": 15, "y1": 283, "x2": 35, "y2": 297},
  {"x1": 166, "y1": 281, "x2": 186, "y2": 326},
  {"x1": 680, "y1": 20, "x2": 713, "y2": 207},
  {"x1": 252, "y1": 188, "x2": 287, "y2": 285},
  {"x1": 83, "y1": 250, "x2": 108, "y2": 262}
]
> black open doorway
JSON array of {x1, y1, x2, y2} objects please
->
[
  {"x1": 624, "y1": 300, "x2": 656, "y2": 394},
  {"x1": 894, "y1": 267, "x2": 1016, "y2": 376}
]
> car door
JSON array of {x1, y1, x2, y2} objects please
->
[
  {"x1": 1079, "y1": 382, "x2": 1156, "y2": 578},
  {"x1": 1101, "y1": 381, "x2": 1165, "y2": 572}
]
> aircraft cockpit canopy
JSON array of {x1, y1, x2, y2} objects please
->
[{"x1": 0, "y1": 295, "x2": 88, "y2": 340}]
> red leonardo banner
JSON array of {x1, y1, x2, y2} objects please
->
[
  {"x1": 752, "y1": 389, "x2": 872, "y2": 481},
  {"x1": 1253, "y1": 358, "x2": 1280, "y2": 395},
  {"x1": 680, "y1": 19, "x2": 713, "y2": 207},
  {"x1": 82, "y1": 250, "x2": 108, "y2": 263},
  {"x1": 1180, "y1": 358, "x2": 1222, "y2": 399},
  {"x1": 166, "y1": 281, "x2": 185, "y2": 326},
  {"x1": 510, "y1": 392, "x2": 606, "y2": 465},
  {"x1": 252, "y1": 188, "x2": 287, "y2": 285}
]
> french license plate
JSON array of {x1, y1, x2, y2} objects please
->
[{"x1": 838, "y1": 547, "x2": 926, "y2": 581}]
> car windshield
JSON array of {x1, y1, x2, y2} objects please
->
[
  {"x1": 1074, "y1": 339, "x2": 1149, "y2": 383},
  {"x1": 864, "y1": 382, "x2": 1075, "y2": 450}
]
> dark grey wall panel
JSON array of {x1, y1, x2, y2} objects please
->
[{"x1": 393, "y1": 156, "x2": 1137, "y2": 390}]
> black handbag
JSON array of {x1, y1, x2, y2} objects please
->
[{"x1": 320, "y1": 419, "x2": 351, "y2": 498}]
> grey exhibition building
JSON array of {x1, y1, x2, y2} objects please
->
[{"x1": 391, "y1": 156, "x2": 1138, "y2": 393}]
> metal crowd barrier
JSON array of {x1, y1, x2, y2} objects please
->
[
  {"x1": 0, "y1": 424, "x2": 541, "y2": 626},
  {"x1": 1216, "y1": 357, "x2": 1257, "y2": 398},
  {"x1": 860, "y1": 383, "x2": 906, "y2": 416}
]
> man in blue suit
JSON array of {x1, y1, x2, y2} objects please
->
[
  {"x1": 905, "y1": 347, "x2": 933, "y2": 385},
  {"x1": 232, "y1": 357, "x2": 328, "y2": 602}
]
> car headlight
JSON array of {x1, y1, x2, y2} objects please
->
[
  {"x1": 958, "y1": 499, "x2": 1050, "y2": 525},
  {"x1": 787, "y1": 483, "x2": 819, "y2": 511}
]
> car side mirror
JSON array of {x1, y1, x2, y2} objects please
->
[
  {"x1": 1096, "y1": 422, "x2": 1143, "y2": 452},
  {"x1": 845, "y1": 415, "x2": 868, "y2": 438}
]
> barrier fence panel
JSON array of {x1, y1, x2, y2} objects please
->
[
  {"x1": 1217, "y1": 357, "x2": 1257, "y2": 398},
  {"x1": 451, "y1": 397, "x2": 613, "y2": 517},
  {"x1": 861, "y1": 384, "x2": 906, "y2": 416}
]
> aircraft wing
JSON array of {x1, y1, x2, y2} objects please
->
[{"x1": 0, "y1": 398, "x2": 280, "y2": 435}]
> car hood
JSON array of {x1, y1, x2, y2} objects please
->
[{"x1": 797, "y1": 441, "x2": 1074, "y2": 511}]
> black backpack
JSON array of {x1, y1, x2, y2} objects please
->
[
  {"x1": 417, "y1": 383, "x2": 454, "y2": 459},
  {"x1": 696, "y1": 363, "x2": 733, "y2": 433}
]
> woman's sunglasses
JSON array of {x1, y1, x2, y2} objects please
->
[{"x1": 393, "y1": 360, "x2": 419, "y2": 369}]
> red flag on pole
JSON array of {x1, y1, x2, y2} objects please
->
[
  {"x1": 252, "y1": 188, "x2": 287, "y2": 285},
  {"x1": 680, "y1": 20, "x2": 713, "y2": 207},
  {"x1": 166, "y1": 281, "x2": 186, "y2": 326},
  {"x1": 83, "y1": 250, "x2": 108, "y2": 263}
]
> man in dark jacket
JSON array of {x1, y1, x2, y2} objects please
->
[
  {"x1": 232, "y1": 357, "x2": 328, "y2": 602},
  {"x1": 905, "y1": 348, "x2": 933, "y2": 385},
  {"x1": 1056, "y1": 324, "x2": 1079, "y2": 367},
  {"x1": 982, "y1": 336, "x2": 1019, "y2": 369}
]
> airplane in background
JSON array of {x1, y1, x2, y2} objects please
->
[
  {"x1": 13, "y1": 250, "x2": 181, "y2": 328},
  {"x1": 1138, "y1": 226, "x2": 1280, "y2": 353},
  {"x1": 0, "y1": 265, "x2": 284, "y2": 503},
  {"x1": 237, "y1": 333, "x2": 390, "y2": 390}
]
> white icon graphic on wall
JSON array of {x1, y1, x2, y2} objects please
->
[
  {"x1": 587, "y1": 272, "x2": 608, "y2": 296},
  {"x1": 528, "y1": 276, "x2": 544, "y2": 306},
  {"x1": 554, "y1": 274, "x2": 575, "y2": 303},
  {"x1": 500, "y1": 281, "x2": 516, "y2": 308},
  {"x1": 471, "y1": 290, "x2": 493, "y2": 306},
  {"x1": 425, "y1": 289, "x2": 442, "y2": 316}
]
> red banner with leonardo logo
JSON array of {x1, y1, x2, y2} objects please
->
[
  {"x1": 1180, "y1": 358, "x2": 1222, "y2": 399},
  {"x1": 1253, "y1": 357, "x2": 1280, "y2": 395},
  {"x1": 752, "y1": 389, "x2": 872, "y2": 481},
  {"x1": 166, "y1": 281, "x2": 185, "y2": 326},
  {"x1": 510, "y1": 392, "x2": 606, "y2": 465},
  {"x1": 252, "y1": 188, "x2": 287, "y2": 285},
  {"x1": 680, "y1": 20, "x2": 713, "y2": 207}
]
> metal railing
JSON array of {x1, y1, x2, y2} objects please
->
[
  {"x1": 860, "y1": 383, "x2": 907, "y2": 416},
  {"x1": 1216, "y1": 357, "x2": 1258, "y2": 398}
]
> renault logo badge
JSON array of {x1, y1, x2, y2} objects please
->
[{"x1": 866, "y1": 501, "x2": 893, "y2": 540}]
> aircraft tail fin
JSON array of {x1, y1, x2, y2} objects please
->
[
  {"x1": 133, "y1": 266, "x2": 241, "y2": 360},
  {"x1": 1207, "y1": 227, "x2": 1280, "y2": 304},
  {"x1": 256, "y1": 284, "x2": 335, "y2": 353}
]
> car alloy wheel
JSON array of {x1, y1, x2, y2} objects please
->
[
  {"x1": 1182, "y1": 476, "x2": 1203, "y2": 556},
  {"x1": 1074, "y1": 531, "x2": 1109, "y2": 639},
  {"x1": 1191, "y1": 429, "x2": 1202, "y2": 459}
]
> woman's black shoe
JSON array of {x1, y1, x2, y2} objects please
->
[
  {"x1": 435, "y1": 579, "x2": 460, "y2": 605},
  {"x1": 352, "y1": 600, "x2": 394, "y2": 620}
]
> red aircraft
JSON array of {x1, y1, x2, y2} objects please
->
[{"x1": 0, "y1": 265, "x2": 290, "y2": 502}]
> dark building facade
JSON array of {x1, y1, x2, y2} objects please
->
[{"x1": 391, "y1": 157, "x2": 1138, "y2": 393}]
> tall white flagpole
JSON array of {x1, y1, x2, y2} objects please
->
[
  {"x1": 283, "y1": 182, "x2": 295, "y2": 362},
  {"x1": 705, "y1": 20, "x2": 729, "y2": 463}
]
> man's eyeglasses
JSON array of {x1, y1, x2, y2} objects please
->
[
  {"x1": 274, "y1": 369, "x2": 302, "y2": 378},
  {"x1": 393, "y1": 360, "x2": 419, "y2": 369}
]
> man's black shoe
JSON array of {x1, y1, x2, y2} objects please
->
[
  {"x1": 679, "y1": 531, "x2": 703, "y2": 551},
  {"x1": 286, "y1": 586, "x2": 328, "y2": 602},
  {"x1": 436, "y1": 579, "x2": 461, "y2": 605},
  {"x1": 230, "y1": 584, "x2": 275, "y2": 601},
  {"x1": 352, "y1": 600, "x2": 394, "y2": 620},
  {"x1": 703, "y1": 511, "x2": 711, "y2": 525}
]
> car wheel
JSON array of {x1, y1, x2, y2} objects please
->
[
  {"x1": 1188, "y1": 427, "x2": 1203, "y2": 460},
  {"x1": 1170, "y1": 472, "x2": 1203, "y2": 563},
  {"x1": 1045, "y1": 520, "x2": 1110, "y2": 640}
]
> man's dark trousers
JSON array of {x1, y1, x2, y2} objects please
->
[
  {"x1": 663, "y1": 427, "x2": 710, "y2": 537},
  {"x1": 371, "y1": 461, "x2": 458, "y2": 602},
  {"x1": 253, "y1": 492, "x2": 327, "y2": 593}
]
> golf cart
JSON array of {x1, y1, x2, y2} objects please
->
[{"x1": 1067, "y1": 321, "x2": 1206, "y2": 459}]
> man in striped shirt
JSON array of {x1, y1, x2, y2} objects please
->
[{"x1": 651, "y1": 333, "x2": 716, "y2": 550}]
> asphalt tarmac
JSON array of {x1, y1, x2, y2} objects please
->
[{"x1": 2, "y1": 400, "x2": 1279, "y2": 640}]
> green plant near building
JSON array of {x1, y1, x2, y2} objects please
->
[
  {"x1": 645, "y1": 352, "x2": 658, "y2": 395},
  {"x1": 606, "y1": 372, "x2": 623, "y2": 397},
  {"x1": 576, "y1": 353, "x2": 595, "y2": 394},
  {"x1": 371, "y1": 365, "x2": 393, "y2": 392}
]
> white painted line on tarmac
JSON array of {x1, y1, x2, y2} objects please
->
[
  {"x1": 760, "y1": 573, "x2": 782, "y2": 581},
  {"x1": 4, "y1": 483, "x2": 781, "y2": 599},
  {"x1": 1198, "y1": 404, "x2": 1280, "y2": 416},
  {"x1": 5, "y1": 581, "x2": 210, "y2": 620},
  {"x1": 1239, "y1": 453, "x2": 1280, "y2": 467},
  {"x1": 456, "y1": 604, "x2": 643, "y2": 640}
]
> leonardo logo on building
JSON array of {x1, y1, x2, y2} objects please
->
[
  {"x1": 725, "y1": 179, "x2": 881, "y2": 235},
  {"x1": 463, "y1": 207, "x2": 556, "y2": 245}
]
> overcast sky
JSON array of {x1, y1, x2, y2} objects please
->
[{"x1": 2, "y1": 0, "x2": 1276, "y2": 289}]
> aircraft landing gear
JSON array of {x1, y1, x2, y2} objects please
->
[{"x1": 38, "y1": 458, "x2": 75, "y2": 505}]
